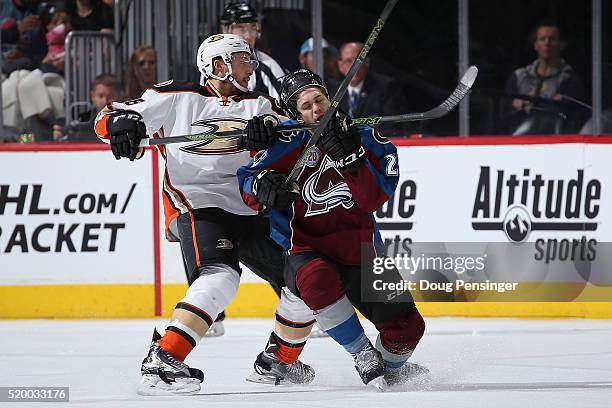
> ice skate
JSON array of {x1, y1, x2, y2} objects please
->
[
  {"x1": 353, "y1": 342, "x2": 386, "y2": 388},
  {"x1": 205, "y1": 311, "x2": 225, "y2": 337},
  {"x1": 384, "y1": 362, "x2": 430, "y2": 388},
  {"x1": 246, "y1": 351, "x2": 315, "y2": 385},
  {"x1": 309, "y1": 322, "x2": 329, "y2": 338},
  {"x1": 137, "y1": 329, "x2": 203, "y2": 396}
]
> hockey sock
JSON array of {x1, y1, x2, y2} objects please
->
[
  {"x1": 375, "y1": 308, "x2": 426, "y2": 369},
  {"x1": 377, "y1": 334, "x2": 408, "y2": 369},
  {"x1": 265, "y1": 332, "x2": 306, "y2": 365},
  {"x1": 314, "y1": 296, "x2": 369, "y2": 355},
  {"x1": 158, "y1": 320, "x2": 203, "y2": 362}
]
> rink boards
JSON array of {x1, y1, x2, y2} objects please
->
[{"x1": 1, "y1": 136, "x2": 611, "y2": 318}]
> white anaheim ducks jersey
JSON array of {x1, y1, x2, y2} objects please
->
[{"x1": 96, "y1": 80, "x2": 285, "y2": 231}]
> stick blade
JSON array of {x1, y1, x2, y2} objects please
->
[{"x1": 461, "y1": 65, "x2": 479, "y2": 88}]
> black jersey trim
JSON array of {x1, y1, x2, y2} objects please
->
[
  {"x1": 166, "y1": 326, "x2": 197, "y2": 347},
  {"x1": 275, "y1": 313, "x2": 316, "y2": 328},
  {"x1": 176, "y1": 302, "x2": 213, "y2": 326},
  {"x1": 271, "y1": 332, "x2": 307, "y2": 348},
  {"x1": 234, "y1": 91, "x2": 285, "y2": 115},
  {"x1": 149, "y1": 80, "x2": 215, "y2": 98}
]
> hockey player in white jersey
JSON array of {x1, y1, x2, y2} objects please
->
[{"x1": 95, "y1": 34, "x2": 316, "y2": 395}]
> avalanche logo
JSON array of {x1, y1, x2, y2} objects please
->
[
  {"x1": 180, "y1": 118, "x2": 245, "y2": 155},
  {"x1": 302, "y1": 155, "x2": 354, "y2": 217},
  {"x1": 503, "y1": 205, "x2": 531, "y2": 242}
]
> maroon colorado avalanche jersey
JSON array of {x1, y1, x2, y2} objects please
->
[{"x1": 237, "y1": 123, "x2": 399, "y2": 265}]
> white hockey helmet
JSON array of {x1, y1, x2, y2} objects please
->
[{"x1": 196, "y1": 33, "x2": 256, "y2": 92}]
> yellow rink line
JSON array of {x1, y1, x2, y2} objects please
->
[{"x1": 1, "y1": 283, "x2": 611, "y2": 319}]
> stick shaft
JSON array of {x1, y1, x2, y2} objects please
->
[
  {"x1": 283, "y1": 0, "x2": 399, "y2": 185},
  {"x1": 144, "y1": 65, "x2": 478, "y2": 148}
]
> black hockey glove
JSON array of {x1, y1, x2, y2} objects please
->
[
  {"x1": 252, "y1": 169, "x2": 300, "y2": 210},
  {"x1": 245, "y1": 115, "x2": 280, "y2": 151},
  {"x1": 107, "y1": 110, "x2": 147, "y2": 161},
  {"x1": 321, "y1": 110, "x2": 365, "y2": 172}
]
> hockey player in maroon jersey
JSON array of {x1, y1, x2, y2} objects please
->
[
  {"x1": 94, "y1": 35, "x2": 317, "y2": 395},
  {"x1": 238, "y1": 69, "x2": 428, "y2": 388}
]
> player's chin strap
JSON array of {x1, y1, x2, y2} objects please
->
[
  {"x1": 206, "y1": 58, "x2": 249, "y2": 93},
  {"x1": 229, "y1": 75, "x2": 248, "y2": 93}
]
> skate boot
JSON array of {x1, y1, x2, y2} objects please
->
[
  {"x1": 205, "y1": 311, "x2": 225, "y2": 337},
  {"x1": 384, "y1": 362, "x2": 430, "y2": 388},
  {"x1": 308, "y1": 322, "x2": 329, "y2": 338},
  {"x1": 353, "y1": 342, "x2": 386, "y2": 388},
  {"x1": 246, "y1": 351, "x2": 315, "y2": 385},
  {"x1": 137, "y1": 329, "x2": 203, "y2": 396}
]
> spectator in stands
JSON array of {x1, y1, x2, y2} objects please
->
[
  {"x1": 65, "y1": 0, "x2": 113, "y2": 32},
  {"x1": 123, "y1": 45, "x2": 156, "y2": 101},
  {"x1": 337, "y1": 41, "x2": 410, "y2": 136},
  {"x1": 0, "y1": 0, "x2": 47, "y2": 74},
  {"x1": 502, "y1": 22, "x2": 587, "y2": 134},
  {"x1": 40, "y1": 9, "x2": 70, "y2": 75},
  {"x1": 2, "y1": 67, "x2": 65, "y2": 141},
  {"x1": 298, "y1": 37, "x2": 342, "y2": 81},
  {"x1": 83, "y1": 73, "x2": 120, "y2": 120},
  {"x1": 60, "y1": 73, "x2": 120, "y2": 140},
  {"x1": 297, "y1": 37, "x2": 348, "y2": 114}
]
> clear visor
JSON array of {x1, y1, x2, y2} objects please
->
[
  {"x1": 231, "y1": 53, "x2": 259, "y2": 70},
  {"x1": 227, "y1": 22, "x2": 260, "y2": 37}
]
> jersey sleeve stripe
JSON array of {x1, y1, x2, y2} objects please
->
[{"x1": 94, "y1": 114, "x2": 111, "y2": 140}]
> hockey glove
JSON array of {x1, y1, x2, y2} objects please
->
[
  {"x1": 321, "y1": 111, "x2": 365, "y2": 172},
  {"x1": 245, "y1": 115, "x2": 280, "y2": 151},
  {"x1": 107, "y1": 110, "x2": 147, "y2": 161},
  {"x1": 252, "y1": 170, "x2": 300, "y2": 210}
]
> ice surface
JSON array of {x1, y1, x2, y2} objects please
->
[{"x1": 1, "y1": 317, "x2": 611, "y2": 407}]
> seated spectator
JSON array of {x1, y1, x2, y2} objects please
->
[
  {"x1": 298, "y1": 37, "x2": 342, "y2": 81},
  {"x1": 61, "y1": 73, "x2": 120, "y2": 140},
  {"x1": 337, "y1": 41, "x2": 411, "y2": 136},
  {"x1": 40, "y1": 9, "x2": 70, "y2": 75},
  {"x1": 123, "y1": 45, "x2": 157, "y2": 100},
  {"x1": 502, "y1": 22, "x2": 587, "y2": 135},
  {"x1": 0, "y1": 0, "x2": 47, "y2": 74},
  {"x1": 2, "y1": 67, "x2": 64, "y2": 140},
  {"x1": 65, "y1": 0, "x2": 113, "y2": 32}
]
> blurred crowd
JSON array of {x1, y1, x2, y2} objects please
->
[
  {"x1": 0, "y1": 1, "x2": 608, "y2": 143},
  {"x1": 1, "y1": 0, "x2": 114, "y2": 141}
]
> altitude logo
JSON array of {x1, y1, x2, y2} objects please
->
[{"x1": 471, "y1": 167, "x2": 601, "y2": 242}]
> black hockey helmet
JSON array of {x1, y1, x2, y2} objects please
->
[
  {"x1": 279, "y1": 69, "x2": 329, "y2": 118},
  {"x1": 219, "y1": 2, "x2": 260, "y2": 25}
]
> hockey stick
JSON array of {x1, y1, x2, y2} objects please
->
[
  {"x1": 283, "y1": 0, "x2": 398, "y2": 185},
  {"x1": 142, "y1": 66, "x2": 478, "y2": 147}
]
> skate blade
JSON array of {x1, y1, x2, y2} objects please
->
[
  {"x1": 245, "y1": 371, "x2": 287, "y2": 386},
  {"x1": 137, "y1": 375, "x2": 201, "y2": 396},
  {"x1": 367, "y1": 376, "x2": 388, "y2": 392},
  {"x1": 204, "y1": 321, "x2": 225, "y2": 337},
  {"x1": 308, "y1": 330, "x2": 329, "y2": 338}
]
